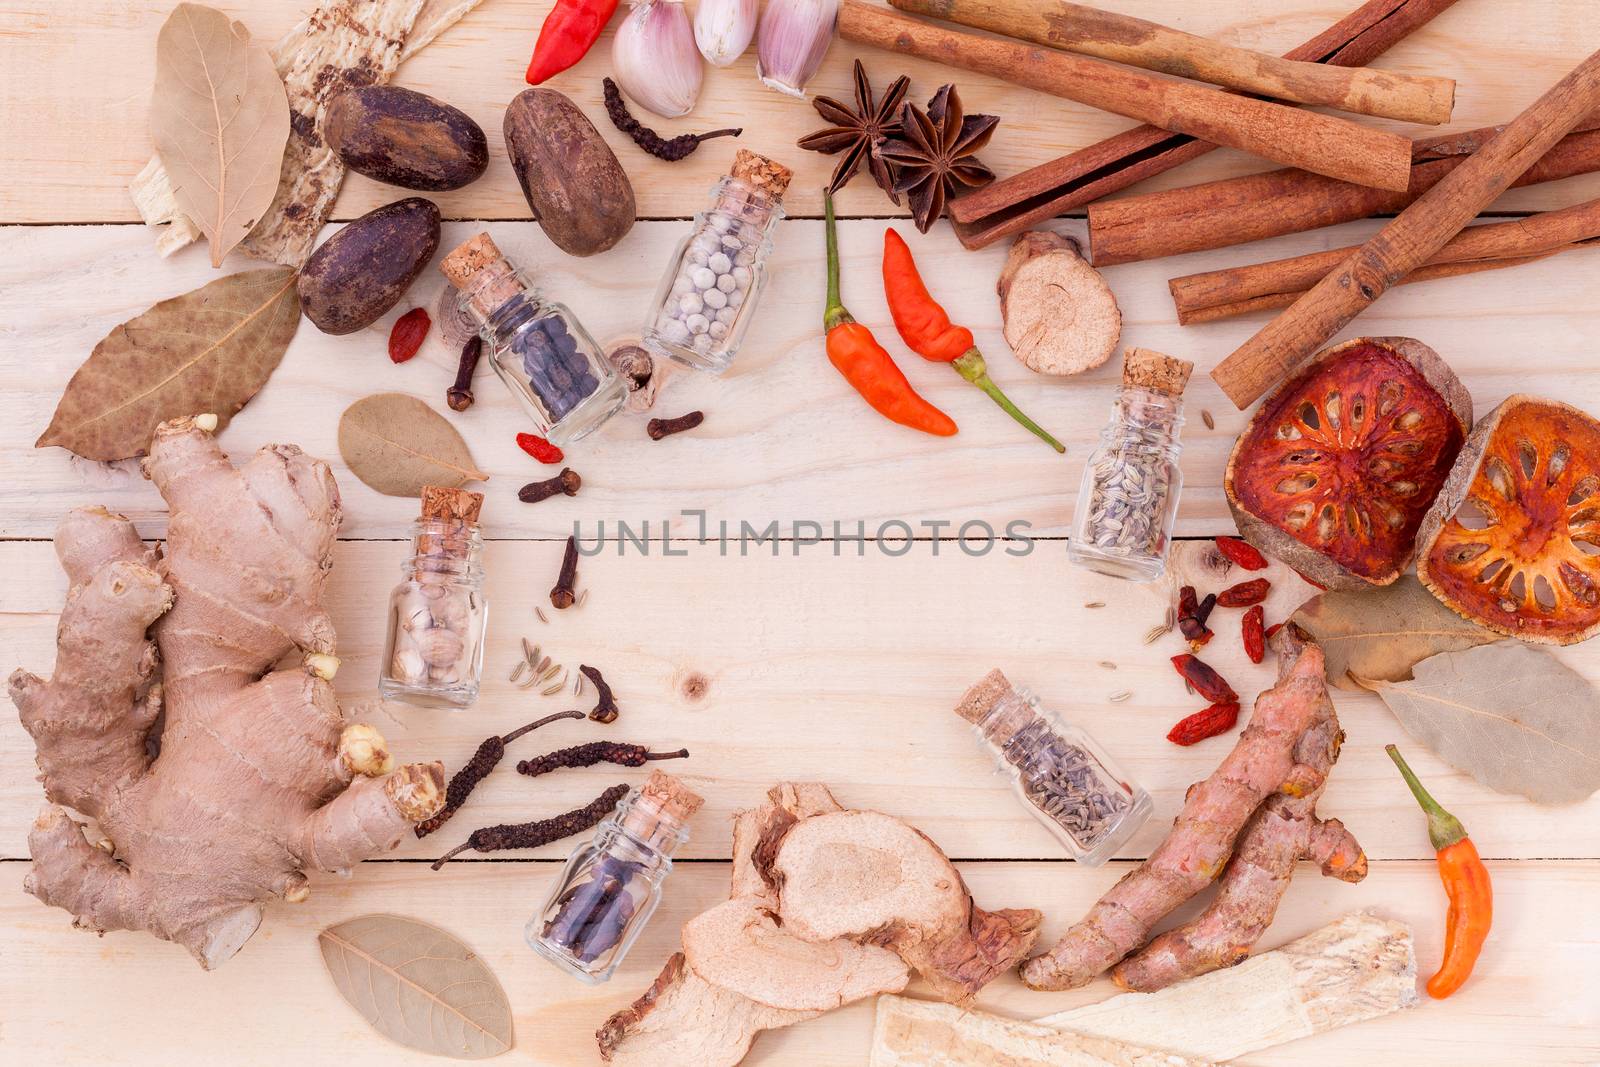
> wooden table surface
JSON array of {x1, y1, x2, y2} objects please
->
[{"x1": 3, "y1": 1, "x2": 1599, "y2": 1064}]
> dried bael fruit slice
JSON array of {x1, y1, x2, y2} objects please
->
[
  {"x1": 1225, "y1": 337, "x2": 1470, "y2": 590},
  {"x1": 1417, "y1": 396, "x2": 1600, "y2": 644}
]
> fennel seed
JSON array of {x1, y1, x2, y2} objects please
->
[
  {"x1": 509, "y1": 661, "x2": 527, "y2": 683},
  {"x1": 1108, "y1": 690, "x2": 1132, "y2": 703}
]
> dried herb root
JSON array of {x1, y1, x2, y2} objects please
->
[
  {"x1": 603, "y1": 78, "x2": 741, "y2": 161},
  {"x1": 431, "y1": 783, "x2": 630, "y2": 868},
  {"x1": 415, "y1": 709, "x2": 585, "y2": 838},
  {"x1": 518, "y1": 742, "x2": 689, "y2": 778}
]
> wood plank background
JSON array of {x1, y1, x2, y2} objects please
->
[{"x1": 3, "y1": 1, "x2": 1599, "y2": 1065}]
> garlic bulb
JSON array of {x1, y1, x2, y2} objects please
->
[
  {"x1": 612, "y1": 0, "x2": 703, "y2": 118},
  {"x1": 695, "y1": 0, "x2": 758, "y2": 67},
  {"x1": 756, "y1": 0, "x2": 838, "y2": 97}
]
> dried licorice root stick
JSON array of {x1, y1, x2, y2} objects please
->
[
  {"x1": 602, "y1": 78, "x2": 741, "y2": 161},
  {"x1": 431, "y1": 783, "x2": 630, "y2": 868},
  {"x1": 415, "y1": 710, "x2": 584, "y2": 838},
  {"x1": 1212, "y1": 46, "x2": 1600, "y2": 410},
  {"x1": 517, "y1": 742, "x2": 689, "y2": 777}
]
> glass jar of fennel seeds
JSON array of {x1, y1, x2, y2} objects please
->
[
  {"x1": 1068, "y1": 348, "x2": 1194, "y2": 583},
  {"x1": 441, "y1": 232, "x2": 628, "y2": 445},
  {"x1": 954, "y1": 669, "x2": 1150, "y2": 864},
  {"x1": 530, "y1": 771, "x2": 703, "y2": 983},
  {"x1": 379, "y1": 487, "x2": 488, "y2": 709},
  {"x1": 641, "y1": 149, "x2": 791, "y2": 374}
]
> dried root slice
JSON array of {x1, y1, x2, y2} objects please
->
[
  {"x1": 728, "y1": 781, "x2": 843, "y2": 906},
  {"x1": 1417, "y1": 394, "x2": 1600, "y2": 643},
  {"x1": 997, "y1": 231, "x2": 1121, "y2": 376},
  {"x1": 1225, "y1": 337, "x2": 1470, "y2": 590},
  {"x1": 772, "y1": 810, "x2": 1041, "y2": 1002}
]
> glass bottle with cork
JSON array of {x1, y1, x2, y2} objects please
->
[
  {"x1": 954, "y1": 669, "x2": 1150, "y2": 865},
  {"x1": 529, "y1": 770, "x2": 703, "y2": 983},
  {"x1": 1069, "y1": 347, "x2": 1193, "y2": 582},
  {"x1": 642, "y1": 149, "x2": 792, "y2": 374},
  {"x1": 379, "y1": 486, "x2": 489, "y2": 708},
  {"x1": 440, "y1": 232, "x2": 628, "y2": 445}
]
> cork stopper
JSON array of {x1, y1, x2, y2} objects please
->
[
  {"x1": 731, "y1": 149, "x2": 793, "y2": 202},
  {"x1": 1122, "y1": 347, "x2": 1194, "y2": 396},
  {"x1": 954, "y1": 668, "x2": 1036, "y2": 744},
  {"x1": 440, "y1": 232, "x2": 524, "y2": 322},
  {"x1": 440, "y1": 232, "x2": 504, "y2": 290},
  {"x1": 420, "y1": 486, "x2": 483, "y2": 524},
  {"x1": 955, "y1": 669, "x2": 1014, "y2": 725}
]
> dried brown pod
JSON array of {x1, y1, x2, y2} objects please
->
[
  {"x1": 797, "y1": 59, "x2": 909, "y2": 202},
  {"x1": 876, "y1": 85, "x2": 997, "y2": 233}
]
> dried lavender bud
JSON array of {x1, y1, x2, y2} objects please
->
[
  {"x1": 431, "y1": 783, "x2": 630, "y2": 868},
  {"x1": 603, "y1": 77, "x2": 741, "y2": 161},
  {"x1": 415, "y1": 710, "x2": 584, "y2": 838},
  {"x1": 581, "y1": 664, "x2": 619, "y2": 723},
  {"x1": 517, "y1": 741, "x2": 689, "y2": 778}
]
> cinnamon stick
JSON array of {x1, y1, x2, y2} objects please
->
[
  {"x1": 943, "y1": 0, "x2": 1461, "y2": 250},
  {"x1": 837, "y1": 2, "x2": 1415, "y2": 193},
  {"x1": 1090, "y1": 122, "x2": 1600, "y2": 265},
  {"x1": 1170, "y1": 197, "x2": 1600, "y2": 323},
  {"x1": 1211, "y1": 48, "x2": 1600, "y2": 410},
  {"x1": 889, "y1": 0, "x2": 1454, "y2": 124}
]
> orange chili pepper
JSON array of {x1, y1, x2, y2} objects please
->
[
  {"x1": 881, "y1": 228, "x2": 1065, "y2": 453},
  {"x1": 822, "y1": 192, "x2": 956, "y2": 437},
  {"x1": 1387, "y1": 745, "x2": 1492, "y2": 999}
]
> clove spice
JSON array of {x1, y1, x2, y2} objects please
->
[
  {"x1": 520, "y1": 467, "x2": 582, "y2": 504},
  {"x1": 603, "y1": 77, "x2": 742, "y2": 161},
  {"x1": 447, "y1": 335, "x2": 483, "y2": 412},
  {"x1": 432, "y1": 784, "x2": 630, "y2": 869},
  {"x1": 647, "y1": 410, "x2": 705, "y2": 440},
  {"x1": 551, "y1": 535, "x2": 580, "y2": 609},
  {"x1": 518, "y1": 742, "x2": 689, "y2": 777},
  {"x1": 416, "y1": 710, "x2": 585, "y2": 837},
  {"x1": 580, "y1": 664, "x2": 619, "y2": 723}
]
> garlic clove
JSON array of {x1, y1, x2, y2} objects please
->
[
  {"x1": 756, "y1": 0, "x2": 838, "y2": 98},
  {"x1": 613, "y1": 0, "x2": 704, "y2": 119},
  {"x1": 694, "y1": 0, "x2": 758, "y2": 67}
]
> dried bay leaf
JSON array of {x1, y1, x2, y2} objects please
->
[
  {"x1": 319, "y1": 914, "x2": 513, "y2": 1059},
  {"x1": 151, "y1": 4, "x2": 291, "y2": 267},
  {"x1": 37, "y1": 268, "x2": 300, "y2": 461},
  {"x1": 1369, "y1": 641, "x2": 1600, "y2": 803},
  {"x1": 1292, "y1": 577, "x2": 1497, "y2": 691},
  {"x1": 339, "y1": 393, "x2": 488, "y2": 497}
]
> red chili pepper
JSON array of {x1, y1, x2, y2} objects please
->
[
  {"x1": 388, "y1": 307, "x2": 430, "y2": 363},
  {"x1": 823, "y1": 193, "x2": 957, "y2": 437},
  {"x1": 516, "y1": 433, "x2": 565, "y2": 464},
  {"x1": 1242, "y1": 605, "x2": 1265, "y2": 663},
  {"x1": 1387, "y1": 746, "x2": 1492, "y2": 999},
  {"x1": 1217, "y1": 578, "x2": 1271, "y2": 607},
  {"x1": 1216, "y1": 535, "x2": 1268, "y2": 570},
  {"x1": 881, "y1": 229, "x2": 1064, "y2": 453},
  {"x1": 525, "y1": 0, "x2": 619, "y2": 85},
  {"x1": 1170, "y1": 654, "x2": 1237, "y2": 704},
  {"x1": 1167, "y1": 701, "x2": 1241, "y2": 746}
]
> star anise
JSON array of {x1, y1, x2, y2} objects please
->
[
  {"x1": 797, "y1": 59, "x2": 909, "y2": 204},
  {"x1": 877, "y1": 85, "x2": 999, "y2": 233}
]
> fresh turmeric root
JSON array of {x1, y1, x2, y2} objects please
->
[
  {"x1": 10, "y1": 417, "x2": 444, "y2": 968},
  {"x1": 1020, "y1": 642, "x2": 1336, "y2": 991},
  {"x1": 1111, "y1": 627, "x2": 1366, "y2": 991}
]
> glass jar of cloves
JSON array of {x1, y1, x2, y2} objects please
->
[
  {"x1": 530, "y1": 770, "x2": 703, "y2": 983},
  {"x1": 1068, "y1": 347, "x2": 1193, "y2": 583},
  {"x1": 379, "y1": 487, "x2": 489, "y2": 709},
  {"x1": 441, "y1": 232, "x2": 628, "y2": 445},
  {"x1": 955, "y1": 669, "x2": 1150, "y2": 865},
  {"x1": 642, "y1": 149, "x2": 791, "y2": 374}
]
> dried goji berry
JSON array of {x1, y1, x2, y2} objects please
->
[
  {"x1": 1243, "y1": 605, "x2": 1265, "y2": 664},
  {"x1": 1216, "y1": 535, "x2": 1268, "y2": 571},
  {"x1": 516, "y1": 433, "x2": 564, "y2": 464},
  {"x1": 1264, "y1": 622, "x2": 1284, "y2": 642},
  {"x1": 1296, "y1": 570, "x2": 1328, "y2": 590},
  {"x1": 388, "y1": 307, "x2": 431, "y2": 363},
  {"x1": 1217, "y1": 578, "x2": 1271, "y2": 607},
  {"x1": 1166, "y1": 701, "x2": 1241, "y2": 746},
  {"x1": 1170, "y1": 654, "x2": 1237, "y2": 704}
]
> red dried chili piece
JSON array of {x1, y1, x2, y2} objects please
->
[
  {"x1": 1217, "y1": 578, "x2": 1271, "y2": 607},
  {"x1": 1264, "y1": 621, "x2": 1284, "y2": 642},
  {"x1": 1167, "y1": 701, "x2": 1241, "y2": 746},
  {"x1": 388, "y1": 307, "x2": 431, "y2": 363},
  {"x1": 1216, "y1": 535, "x2": 1268, "y2": 571},
  {"x1": 516, "y1": 432, "x2": 565, "y2": 464},
  {"x1": 1243, "y1": 605, "x2": 1266, "y2": 664},
  {"x1": 1170, "y1": 654, "x2": 1237, "y2": 704}
]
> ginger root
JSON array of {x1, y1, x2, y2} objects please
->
[{"x1": 10, "y1": 417, "x2": 444, "y2": 968}]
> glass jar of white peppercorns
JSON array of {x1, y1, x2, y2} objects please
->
[{"x1": 642, "y1": 150, "x2": 792, "y2": 374}]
